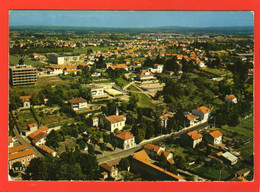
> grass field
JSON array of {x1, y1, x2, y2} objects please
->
[
  {"x1": 128, "y1": 85, "x2": 155, "y2": 109},
  {"x1": 220, "y1": 116, "x2": 253, "y2": 139},
  {"x1": 201, "y1": 68, "x2": 232, "y2": 76},
  {"x1": 16, "y1": 110, "x2": 36, "y2": 130},
  {"x1": 9, "y1": 55, "x2": 46, "y2": 68},
  {"x1": 193, "y1": 166, "x2": 232, "y2": 181},
  {"x1": 115, "y1": 77, "x2": 130, "y2": 87}
]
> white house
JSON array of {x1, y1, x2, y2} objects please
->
[
  {"x1": 149, "y1": 64, "x2": 164, "y2": 73},
  {"x1": 192, "y1": 106, "x2": 211, "y2": 123},
  {"x1": 92, "y1": 117, "x2": 99, "y2": 127},
  {"x1": 225, "y1": 95, "x2": 238, "y2": 103},
  {"x1": 22, "y1": 123, "x2": 38, "y2": 137},
  {"x1": 185, "y1": 114, "x2": 200, "y2": 127},
  {"x1": 221, "y1": 152, "x2": 238, "y2": 165},
  {"x1": 68, "y1": 97, "x2": 88, "y2": 110},
  {"x1": 207, "y1": 130, "x2": 223, "y2": 145},
  {"x1": 135, "y1": 70, "x2": 156, "y2": 81},
  {"x1": 104, "y1": 115, "x2": 126, "y2": 132},
  {"x1": 115, "y1": 131, "x2": 136, "y2": 150},
  {"x1": 99, "y1": 163, "x2": 118, "y2": 179},
  {"x1": 20, "y1": 96, "x2": 31, "y2": 108}
]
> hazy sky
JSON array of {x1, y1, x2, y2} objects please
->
[{"x1": 9, "y1": 11, "x2": 254, "y2": 28}]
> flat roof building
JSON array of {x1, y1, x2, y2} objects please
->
[{"x1": 9, "y1": 64, "x2": 37, "y2": 86}]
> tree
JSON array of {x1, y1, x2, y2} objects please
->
[
  {"x1": 12, "y1": 162, "x2": 23, "y2": 172},
  {"x1": 18, "y1": 58, "x2": 24, "y2": 65},
  {"x1": 118, "y1": 158, "x2": 130, "y2": 171},
  {"x1": 88, "y1": 144, "x2": 95, "y2": 156}
]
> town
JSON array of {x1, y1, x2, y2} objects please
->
[{"x1": 8, "y1": 28, "x2": 254, "y2": 181}]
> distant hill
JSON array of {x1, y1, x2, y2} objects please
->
[{"x1": 9, "y1": 25, "x2": 254, "y2": 34}]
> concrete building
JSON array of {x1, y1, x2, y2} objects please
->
[
  {"x1": 9, "y1": 64, "x2": 37, "y2": 86},
  {"x1": 221, "y1": 152, "x2": 238, "y2": 165},
  {"x1": 48, "y1": 54, "x2": 80, "y2": 65}
]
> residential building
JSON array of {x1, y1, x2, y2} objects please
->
[
  {"x1": 181, "y1": 130, "x2": 203, "y2": 148},
  {"x1": 221, "y1": 152, "x2": 238, "y2": 165},
  {"x1": 8, "y1": 145, "x2": 35, "y2": 169},
  {"x1": 160, "y1": 112, "x2": 175, "y2": 128},
  {"x1": 28, "y1": 126, "x2": 49, "y2": 146},
  {"x1": 92, "y1": 117, "x2": 99, "y2": 127},
  {"x1": 99, "y1": 163, "x2": 118, "y2": 179},
  {"x1": 19, "y1": 96, "x2": 31, "y2": 108},
  {"x1": 89, "y1": 87, "x2": 106, "y2": 98},
  {"x1": 115, "y1": 131, "x2": 136, "y2": 150},
  {"x1": 135, "y1": 70, "x2": 156, "y2": 81},
  {"x1": 149, "y1": 64, "x2": 164, "y2": 73},
  {"x1": 8, "y1": 136, "x2": 14, "y2": 148},
  {"x1": 48, "y1": 54, "x2": 81, "y2": 65},
  {"x1": 192, "y1": 106, "x2": 211, "y2": 123},
  {"x1": 9, "y1": 64, "x2": 37, "y2": 86},
  {"x1": 22, "y1": 123, "x2": 38, "y2": 137},
  {"x1": 131, "y1": 150, "x2": 184, "y2": 181},
  {"x1": 104, "y1": 114, "x2": 126, "y2": 132},
  {"x1": 206, "y1": 130, "x2": 223, "y2": 145},
  {"x1": 37, "y1": 145, "x2": 57, "y2": 157},
  {"x1": 225, "y1": 95, "x2": 238, "y2": 103},
  {"x1": 68, "y1": 97, "x2": 88, "y2": 110},
  {"x1": 185, "y1": 114, "x2": 199, "y2": 127},
  {"x1": 235, "y1": 168, "x2": 250, "y2": 178}
]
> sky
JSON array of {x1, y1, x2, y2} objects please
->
[{"x1": 9, "y1": 11, "x2": 254, "y2": 28}]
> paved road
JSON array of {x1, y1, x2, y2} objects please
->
[
  {"x1": 97, "y1": 122, "x2": 208, "y2": 164},
  {"x1": 10, "y1": 112, "x2": 43, "y2": 158}
]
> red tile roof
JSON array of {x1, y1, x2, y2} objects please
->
[
  {"x1": 185, "y1": 114, "x2": 199, "y2": 121},
  {"x1": 8, "y1": 136, "x2": 13, "y2": 143},
  {"x1": 28, "y1": 123, "x2": 37, "y2": 129},
  {"x1": 225, "y1": 95, "x2": 236, "y2": 100},
  {"x1": 9, "y1": 144, "x2": 30, "y2": 154},
  {"x1": 144, "y1": 143, "x2": 161, "y2": 153},
  {"x1": 106, "y1": 115, "x2": 125, "y2": 124},
  {"x1": 9, "y1": 149, "x2": 34, "y2": 161},
  {"x1": 187, "y1": 130, "x2": 202, "y2": 140},
  {"x1": 68, "y1": 97, "x2": 87, "y2": 104},
  {"x1": 20, "y1": 96, "x2": 31, "y2": 103},
  {"x1": 32, "y1": 132, "x2": 48, "y2": 144},
  {"x1": 115, "y1": 131, "x2": 134, "y2": 140},
  {"x1": 196, "y1": 106, "x2": 211, "y2": 114},
  {"x1": 209, "y1": 130, "x2": 223, "y2": 138},
  {"x1": 38, "y1": 145, "x2": 54, "y2": 154},
  {"x1": 133, "y1": 150, "x2": 151, "y2": 162}
]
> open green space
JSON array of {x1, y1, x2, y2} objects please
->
[
  {"x1": 193, "y1": 166, "x2": 232, "y2": 181},
  {"x1": 9, "y1": 55, "x2": 46, "y2": 68},
  {"x1": 220, "y1": 116, "x2": 253, "y2": 139},
  {"x1": 115, "y1": 77, "x2": 130, "y2": 87},
  {"x1": 127, "y1": 85, "x2": 140, "y2": 91},
  {"x1": 201, "y1": 68, "x2": 232, "y2": 76},
  {"x1": 16, "y1": 110, "x2": 36, "y2": 130},
  {"x1": 35, "y1": 107, "x2": 75, "y2": 128}
]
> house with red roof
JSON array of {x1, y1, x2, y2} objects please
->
[
  {"x1": 131, "y1": 150, "x2": 184, "y2": 181},
  {"x1": 115, "y1": 131, "x2": 135, "y2": 150},
  {"x1": 22, "y1": 123, "x2": 38, "y2": 137},
  {"x1": 192, "y1": 106, "x2": 211, "y2": 123},
  {"x1": 99, "y1": 163, "x2": 118, "y2": 180},
  {"x1": 181, "y1": 130, "x2": 203, "y2": 148},
  {"x1": 19, "y1": 96, "x2": 31, "y2": 108},
  {"x1": 68, "y1": 97, "x2": 88, "y2": 110},
  {"x1": 135, "y1": 70, "x2": 156, "y2": 81},
  {"x1": 225, "y1": 95, "x2": 238, "y2": 103},
  {"x1": 8, "y1": 136, "x2": 14, "y2": 148},
  {"x1": 104, "y1": 114, "x2": 126, "y2": 132},
  {"x1": 185, "y1": 114, "x2": 199, "y2": 127},
  {"x1": 8, "y1": 144, "x2": 35, "y2": 170},
  {"x1": 205, "y1": 130, "x2": 223, "y2": 145},
  {"x1": 28, "y1": 126, "x2": 49, "y2": 146}
]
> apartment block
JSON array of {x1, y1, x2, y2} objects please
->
[{"x1": 9, "y1": 64, "x2": 37, "y2": 86}]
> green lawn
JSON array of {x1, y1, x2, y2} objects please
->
[
  {"x1": 193, "y1": 166, "x2": 232, "y2": 181},
  {"x1": 127, "y1": 85, "x2": 140, "y2": 91},
  {"x1": 220, "y1": 116, "x2": 254, "y2": 139},
  {"x1": 9, "y1": 55, "x2": 46, "y2": 68},
  {"x1": 202, "y1": 68, "x2": 232, "y2": 76},
  {"x1": 16, "y1": 110, "x2": 36, "y2": 130},
  {"x1": 115, "y1": 77, "x2": 130, "y2": 87}
]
